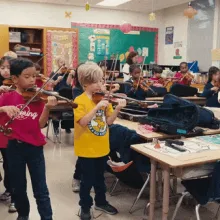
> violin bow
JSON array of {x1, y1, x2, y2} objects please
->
[
  {"x1": 104, "y1": 56, "x2": 107, "y2": 84},
  {"x1": 4, "y1": 65, "x2": 64, "y2": 128},
  {"x1": 135, "y1": 56, "x2": 146, "y2": 93},
  {"x1": 107, "y1": 54, "x2": 118, "y2": 101}
]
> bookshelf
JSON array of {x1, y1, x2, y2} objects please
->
[{"x1": 9, "y1": 27, "x2": 44, "y2": 74}]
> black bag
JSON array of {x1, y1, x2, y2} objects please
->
[
  {"x1": 170, "y1": 84, "x2": 198, "y2": 97},
  {"x1": 163, "y1": 94, "x2": 220, "y2": 129},
  {"x1": 139, "y1": 94, "x2": 219, "y2": 134}
]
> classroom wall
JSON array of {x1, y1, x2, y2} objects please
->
[
  {"x1": 161, "y1": 3, "x2": 189, "y2": 66},
  {"x1": 187, "y1": 0, "x2": 215, "y2": 72},
  {"x1": 0, "y1": 0, "x2": 165, "y2": 63}
]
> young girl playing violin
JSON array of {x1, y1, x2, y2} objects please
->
[
  {"x1": 174, "y1": 62, "x2": 193, "y2": 86},
  {"x1": 0, "y1": 56, "x2": 14, "y2": 93},
  {"x1": 0, "y1": 58, "x2": 57, "y2": 220},
  {"x1": 125, "y1": 64, "x2": 149, "y2": 100},
  {"x1": 202, "y1": 66, "x2": 220, "y2": 107},
  {"x1": 0, "y1": 55, "x2": 17, "y2": 214},
  {"x1": 150, "y1": 65, "x2": 164, "y2": 86}
]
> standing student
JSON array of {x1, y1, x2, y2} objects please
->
[
  {"x1": 0, "y1": 58, "x2": 56, "y2": 220},
  {"x1": 0, "y1": 56, "x2": 17, "y2": 213},
  {"x1": 74, "y1": 62, "x2": 126, "y2": 220},
  {"x1": 174, "y1": 62, "x2": 192, "y2": 86},
  {"x1": 202, "y1": 66, "x2": 220, "y2": 107},
  {"x1": 122, "y1": 51, "x2": 138, "y2": 82}
]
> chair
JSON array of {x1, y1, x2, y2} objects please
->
[
  {"x1": 46, "y1": 87, "x2": 74, "y2": 143},
  {"x1": 172, "y1": 176, "x2": 220, "y2": 220},
  {"x1": 108, "y1": 154, "x2": 151, "y2": 214}
]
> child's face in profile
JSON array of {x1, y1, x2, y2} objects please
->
[
  {"x1": 58, "y1": 59, "x2": 65, "y2": 68},
  {"x1": 0, "y1": 60, "x2": 10, "y2": 79},
  {"x1": 132, "y1": 55, "x2": 138, "y2": 64},
  {"x1": 12, "y1": 67, "x2": 37, "y2": 90},
  {"x1": 155, "y1": 72, "x2": 161, "y2": 78},
  {"x1": 131, "y1": 68, "x2": 141, "y2": 80},
  {"x1": 180, "y1": 64, "x2": 188, "y2": 74},
  {"x1": 213, "y1": 71, "x2": 220, "y2": 82},
  {"x1": 84, "y1": 78, "x2": 103, "y2": 94}
]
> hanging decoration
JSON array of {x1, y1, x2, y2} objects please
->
[
  {"x1": 184, "y1": 2, "x2": 197, "y2": 19},
  {"x1": 65, "y1": 11, "x2": 72, "y2": 18},
  {"x1": 120, "y1": 22, "x2": 132, "y2": 33},
  {"x1": 149, "y1": 0, "x2": 156, "y2": 21},
  {"x1": 85, "y1": 1, "x2": 90, "y2": 11}
]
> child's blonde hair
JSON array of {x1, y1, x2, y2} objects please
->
[{"x1": 78, "y1": 62, "x2": 103, "y2": 87}]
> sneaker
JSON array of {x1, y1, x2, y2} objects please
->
[
  {"x1": 72, "y1": 179, "x2": 80, "y2": 192},
  {"x1": 95, "y1": 203, "x2": 118, "y2": 215},
  {"x1": 80, "y1": 209, "x2": 91, "y2": 220},
  {"x1": 17, "y1": 217, "x2": 29, "y2": 220},
  {"x1": 0, "y1": 191, "x2": 11, "y2": 201},
  {"x1": 65, "y1": 128, "x2": 71, "y2": 134},
  {"x1": 8, "y1": 203, "x2": 17, "y2": 213}
]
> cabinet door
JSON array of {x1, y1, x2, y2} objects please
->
[{"x1": 0, "y1": 25, "x2": 9, "y2": 57}]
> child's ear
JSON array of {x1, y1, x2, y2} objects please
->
[{"x1": 11, "y1": 75, "x2": 19, "y2": 84}]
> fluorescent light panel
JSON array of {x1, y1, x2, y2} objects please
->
[{"x1": 97, "y1": 0, "x2": 131, "y2": 7}]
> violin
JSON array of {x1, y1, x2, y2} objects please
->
[
  {"x1": 22, "y1": 87, "x2": 78, "y2": 108},
  {"x1": 181, "y1": 72, "x2": 194, "y2": 82},
  {"x1": 3, "y1": 78, "x2": 13, "y2": 87},
  {"x1": 92, "y1": 92, "x2": 121, "y2": 105},
  {"x1": 60, "y1": 67, "x2": 75, "y2": 74}
]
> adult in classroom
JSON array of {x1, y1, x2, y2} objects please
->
[{"x1": 122, "y1": 51, "x2": 138, "y2": 82}]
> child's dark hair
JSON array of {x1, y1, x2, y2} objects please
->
[
  {"x1": 208, "y1": 66, "x2": 220, "y2": 82},
  {"x1": 126, "y1": 51, "x2": 138, "y2": 65},
  {"x1": 129, "y1": 64, "x2": 140, "y2": 73},
  {"x1": 152, "y1": 65, "x2": 163, "y2": 75},
  {"x1": 180, "y1": 62, "x2": 188, "y2": 67},
  {"x1": 10, "y1": 58, "x2": 34, "y2": 76},
  {"x1": 0, "y1": 56, "x2": 14, "y2": 66}
]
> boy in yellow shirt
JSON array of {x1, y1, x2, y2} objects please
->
[{"x1": 74, "y1": 62, "x2": 126, "y2": 220}]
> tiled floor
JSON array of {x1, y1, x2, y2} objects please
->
[{"x1": 0, "y1": 129, "x2": 220, "y2": 220}]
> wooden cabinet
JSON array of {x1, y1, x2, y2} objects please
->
[
  {"x1": 0, "y1": 25, "x2": 9, "y2": 57},
  {"x1": 0, "y1": 25, "x2": 45, "y2": 75}
]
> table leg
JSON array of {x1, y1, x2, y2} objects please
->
[
  {"x1": 173, "y1": 177, "x2": 177, "y2": 195},
  {"x1": 162, "y1": 165, "x2": 170, "y2": 220},
  {"x1": 157, "y1": 169, "x2": 163, "y2": 199},
  {"x1": 149, "y1": 159, "x2": 157, "y2": 220}
]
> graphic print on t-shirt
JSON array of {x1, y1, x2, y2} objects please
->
[
  {"x1": 88, "y1": 109, "x2": 107, "y2": 136},
  {"x1": 15, "y1": 104, "x2": 38, "y2": 120}
]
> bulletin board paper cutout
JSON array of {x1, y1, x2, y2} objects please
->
[
  {"x1": 71, "y1": 22, "x2": 158, "y2": 64},
  {"x1": 46, "y1": 30, "x2": 78, "y2": 76}
]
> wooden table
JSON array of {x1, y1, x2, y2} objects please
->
[
  {"x1": 115, "y1": 118, "x2": 220, "y2": 141},
  {"x1": 131, "y1": 138, "x2": 220, "y2": 220},
  {"x1": 145, "y1": 96, "x2": 206, "y2": 105}
]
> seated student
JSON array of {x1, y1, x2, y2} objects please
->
[
  {"x1": 150, "y1": 65, "x2": 164, "y2": 87},
  {"x1": 174, "y1": 62, "x2": 193, "y2": 86},
  {"x1": 124, "y1": 64, "x2": 149, "y2": 100},
  {"x1": 74, "y1": 62, "x2": 126, "y2": 219},
  {"x1": 202, "y1": 66, "x2": 220, "y2": 107}
]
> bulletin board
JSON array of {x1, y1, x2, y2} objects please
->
[
  {"x1": 71, "y1": 22, "x2": 158, "y2": 65},
  {"x1": 46, "y1": 28, "x2": 78, "y2": 76}
]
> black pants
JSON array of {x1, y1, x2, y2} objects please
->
[
  {"x1": 78, "y1": 156, "x2": 108, "y2": 211},
  {"x1": 73, "y1": 158, "x2": 81, "y2": 180},
  {"x1": 0, "y1": 148, "x2": 15, "y2": 203},
  {"x1": 7, "y1": 140, "x2": 53, "y2": 219}
]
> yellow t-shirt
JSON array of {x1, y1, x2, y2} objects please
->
[{"x1": 74, "y1": 92, "x2": 113, "y2": 158}]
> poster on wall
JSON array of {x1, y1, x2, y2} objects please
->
[
  {"x1": 165, "y1": 26, "x2": 174, "y2": 45},
  {"x1": 46, "y1": 30, "x2": 78, "y2": 75}
]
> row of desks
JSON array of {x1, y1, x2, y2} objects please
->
[{"x1": 115, "y1": 108, "x2": 220, "y2": 220}]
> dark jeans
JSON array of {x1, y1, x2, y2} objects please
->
[
  {"x1": 0, "y1": 148, "x2": 15, "y2": 203},
  {"x1": 78, "y1": 156, "x2": 108, "y2": 211},
  {"x1": 73, "y1": 158, "x2": 81, "y2": 180},
  {"x1": 7, "y1": 140, "x2": 53, "y2": 220}
]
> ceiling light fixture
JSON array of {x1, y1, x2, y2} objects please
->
[
  {"x1": 97, "y1": 0, "x2": 131, "y2": 7},
  {"x1": 149, "y1": 0, "x2": 156, "y2": 21},
  {"x1": 184, "y1": 2, "x2": 197, "y2": 19}
]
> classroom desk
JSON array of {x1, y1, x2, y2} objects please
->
[
  {"x1": 145, "y1": 96, "x2": 206, "y2": 105},
  {"x1": 115, "y1": 118, "x2": 220, "y2": 141},
  {"x1": 131, "y1": 138, "x2": 220, "y2": 220}
]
